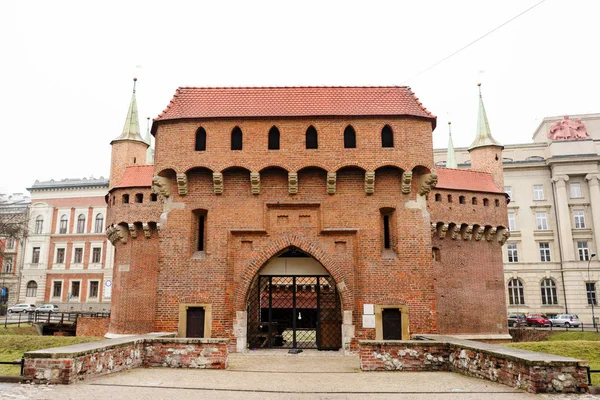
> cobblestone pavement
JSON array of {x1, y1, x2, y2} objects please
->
[{"x1": 1, "y1": 352, "x2": 598, "y2": 400}]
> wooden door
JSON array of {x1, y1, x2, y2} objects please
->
[
  {"x1": 186, "y1": 307, "x2": 205, "y2": 338},
  {"x1": 382, "y1": 308, "x2": 401, "y2": 340}
]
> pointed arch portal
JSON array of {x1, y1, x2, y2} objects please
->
[{"x1": 246, "y1": 247, "x2": 342, "y2": 350}]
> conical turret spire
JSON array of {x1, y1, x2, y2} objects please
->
[
  {"x1": 446, "y1": 122, "x2": 457, "y2": 168},
  {"x1": 469, "y1": 83, "x2": 501, "y2": 150},
  {"x1": 111, "y1": 78, "x2": 146, "y2": 144},
  {"x1": 145, "y1": 117, "x2": 154, "y2": 164}
]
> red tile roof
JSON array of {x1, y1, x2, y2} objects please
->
[
  {"x1": 112, "y1": 165, "x2": 153, "y2": 190},
  {"x1": 152, "y1": 86, "x2": 436, "y2": 131},
  {"x1": 435, "y1": 168, "x2": 502, "y2": 193}
]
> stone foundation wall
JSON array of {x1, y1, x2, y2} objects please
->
[
  {"x1": 359, "y1": 339, "x2": 589, "y2": 394},
  {"x1": 23, "y1": 335, "x2": 228, "y2": 384},
  {"x1": 76, "y1": 317, "x2": 110, "y2": 337}
]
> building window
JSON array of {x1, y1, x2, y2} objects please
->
[
  {"x1": 95, "y1": 214, "x2": 104, "y2": 233},
  {"x1": 268, "y1": 126, "x2": 280, "y2": 150},
  {"x1": 150, "y1": 193, "x2": 158, "y2": 202},
  {"x1": 508, "y1": 278, "x2": 525, "y2": 305},
  {"x1": 507, "y1": 243, "x2": 519, "y2": 262},
  {"x1": 541, "y1": 279, "x2": 558, "y2": 305},
  {"x1": 459, "y1": 196, "x2": 465, "y2": 204},
  {"x1": 135, "y1": 193, "x2": 143, "y2": 203},
  {"x1": 508, "y1": 213, "x2": 516, "y2": 231},
  {"x1": 59, "y1": 215, "x2": 68, "y2": 234},
  {"x1": 570, "y1": 182, "x2": 582, "y2": 198},
  {"x1": 52, "y1": 281, "x2": 62, "y2": 298},
  {"x1": 89, "y1": 281, "x2": 99, "y2": 298},
  {"x1": 35, "y1": 215, "x2": 43, "y2": 234},
  {"x1": 573, "y1": 210, "x2": 586, "y2": 229},
  {"x1": 71, "y1": 281, "x2": 80, "y2": 298},
  {"x1": 198, "y1": 215, "x2": 205, "y2": 252},
  {"x1": 539, "y1": 242, "x2": 551, "y2": 262},
  {"x1": 447, "y1": 195, "x2": 452, "y2": 203},
  {"x1": 306, "y1": 126, "x2": 318, "y2": 149},
  {"x1": 533, "y1": 184, "x2": 544, "y2": 200},
  {"x1": 483, "y1": 198, "x2": 489, "y2": 206},
  {"x1": 74, "y1": 248, "x2": 83, "y2": 264},
  {"x1": 435, "y1": 194, "x2": 441, "y2": 202},
  {"x1": 32, "y1": 247, "x2": 40, "y2": 264},
  {"x1": 343, "y1": 125, "x2": 356, "y2": 148},
  {"x1": 536, "y1": 212, "x2": 548, "y2": 230},
  {"x1": 26, "y1": 281, "x2": 37, "y2": 297},
  {"x1": 432, "y1": 247, "x2": 441, "y2": 261},
  {"x1": 381, "y1": 125, "x2": 394, "y2": 148},
  {"x1": 472, "y1": 197, "x2": 477, "y2": 205},
  {"x1": 495, "y1": 199, "x2": 500, "y2": 207},
  {"x1": 77, "y1": 214, "x2": 86, "y2": 233},
  {"x1": 195, "y1": 127, "x2": 207, "y2": 151},
  {"x1": 383, "y1": 215, "x2": 391, "y2": 249},
  {"x1": 587, "y1": 282, "x2": 597, "y2": 305},
  {"x1": 504, "y1": 186, "x2": 512, "y2": 199},
  {"x1": 3, "y1": 258, "x2": 13, "y2": 273},
  {"x1": 577, "y1": 241, "x2": 590, "y2": 261},
  {"x1": 122, "y1": 194, "x2": 129, "y2": 204},
  {"x1": 231, "y1": 126, "x2": 243, "y2": 150},
  {"x1": 92, "y1": 247, "x2": 101, "y2": 263},
  {"x1": 6, "y1": 237, "x2": 15, "y2": 249},
  {"x1": 56, "y1": 248, "x2": 65, "y2": 264}
]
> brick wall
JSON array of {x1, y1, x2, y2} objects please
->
[
  {"x1": 23, "y1": 336, "x2": 228, "y2": 384},
  {"x1": 359, "y1": 339, "x2": 589, "y2": 394},
  {"x1": 76, "y1": 316, "x2": 110, "y2": 337}
]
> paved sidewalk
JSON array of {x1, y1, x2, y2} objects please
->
[{"x1": 1, "y1": 352, "x2": 597, "y2": 399}]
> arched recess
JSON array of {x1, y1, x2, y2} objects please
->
[
  {"x1": 221, "y1": 166, "x2": 252, "y2": 195},
  {"x1": 297, "y1": 166, "x2": 328, "y2": 194},
  {"x1": 186, "y1": 167, "x2": 214, "y2": 193},
  {"x1": 235, "y1": 235, "x2": 350, "y2": 312},
  {"x1": 375, "y1": 165, "x2": 403, "y2": 194}
]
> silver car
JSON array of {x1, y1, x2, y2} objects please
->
[
  {"x1": 550, "y1": 314, "x2": 580, "y2": 328},
  {"x1": 35, "y1": 304, "x2": 60, "y2": 313},
  {"x1": 7, "y1": 303, "x2": 36, "y2": 313}
]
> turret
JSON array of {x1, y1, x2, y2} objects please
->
[
  {"x1": 446, "y1": 122, "x2": 457, "y2": 169},
  {"x1": 109, "y1": 78, "x2": 149, "y2": 190},
  {"x1": 468, "y1": 84, "x2": 504, "y2": 190}
]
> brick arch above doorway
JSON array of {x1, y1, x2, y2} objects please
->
[{"x1": 235, "y1": 235, "x2": 351, "y2": 311}]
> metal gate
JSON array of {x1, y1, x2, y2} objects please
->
[{"x1": 247, "y1": 275, "x2": 342, "y2": 350}]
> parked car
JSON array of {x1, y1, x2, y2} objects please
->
[
  {"x1": 526, "y1": 314, "x2": 551, "y2": 327},
  {"x1": 35, "y1": 304, "x2": 60, "y2": 313},
  {"x1": 7, "y1": 303, "x2": 36, "y2": 313},
  {"x1": 549, "y1": 314, "x2": 580, "y2": 328},
  {"x1": 507, "y1": 313, "x2": 527, "y2": 327}
]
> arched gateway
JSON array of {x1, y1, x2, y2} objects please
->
[{"x1": 246, "y1": 248, "x2": 342, "y2": 350}]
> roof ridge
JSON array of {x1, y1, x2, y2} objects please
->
[
  {"x1": 176, "y1": 85, "x2": 411, "y2": 90},
  {"x1": 437, "y1": 167, "x2": 493, "y2": 176}
]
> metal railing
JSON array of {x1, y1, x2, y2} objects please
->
[
  {"x1": 587, "y1": 367, "x2": 599, "y2": 386},
  {"x1": 509, "y1": 322, "x2": 599, "y2": 333},
  {"x1": 0, "y1": 358, "x2": 24, "y2": 376},
  {"x1": 3, "y1": 311, "x2": 110, "y2": 328}
]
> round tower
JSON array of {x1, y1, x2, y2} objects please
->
[
  {"x1": 109, "y1": 78, "x2": 149, "y2": 190},
  {"x1": 468, "y1": 83, "x2": 504, "y2": 190}
]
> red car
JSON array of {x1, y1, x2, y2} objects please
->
[{"x1": 526, "y1": 314, "x2": 551, "y2": 327}]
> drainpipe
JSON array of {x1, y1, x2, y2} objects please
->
[{"x1": 551, "y1": 172, "x2": 569, "y2": 313}]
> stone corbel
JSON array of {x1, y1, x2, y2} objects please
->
[
  {"x1": 105, "y1": 225, "x2": 117, "y2": 244},
  {"x1": 365, "y1": 172, "x2": 375, "y2": 195},
  {"x1": 213, "y1": 172, "x2": 223, "y2": 194},
  {"x1": 485, "y1": 227, "x2": 497, "y2": 242},
  {"x1": 438, "y1": 223, "x2": 449, "y2": 239},
  {"x1": 114, "y1": 225, "x2": 128, "y2": 244},
  {"x1": 142, "y1": 223, "x2": 151, "y2": 238},
  {"x1": 128, "y1": 223, "x2": 137, "y2": 239},
  {"x1": 419, "y1": 172, "x2": 438, "y2": 196},
  {"x1": 250, "y1": 172, "x2": 260, "y2": 195},
  {"x1": 474, "y1": 226, "x2": 485, "y2": 241},
  {"x1": 551, "y1": 175, "x2": 569, "y2": 188},
  {"x1": 450, "y1": 224, "x2": 460, "y2": 240},
  {"x1": 462, "y1": 225, "x2": 473, "y2": 240},
  {"x1": 176, "y1": 173, "x2": 188, "y2": 196},
  {"x1": 327, "y1": 172, "x2": 337, "y2": 195},
  {"x1": 497, "y1": 228, "x2": 510, "y2": 245},
  {"x1": 585, "y1": 173, "x2": 600, "y2": 187},
  {"x1": 152, "y1": 176, "x2": 171, "y2": 198},
  {"x1": 401, "y1": 171, "x2": 412, "y2": 194},
  {"x1": 288, "y1": 172, "x2": 298, "y2": 195},
  {"x1": 431, "y1": 223, "x2": 437, "y2": 236}
]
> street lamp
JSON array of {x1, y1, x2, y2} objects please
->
[{"x1": 589, "y1": 253, "x2": 597, "y2": 329}]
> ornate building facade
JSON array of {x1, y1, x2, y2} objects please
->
[
  {"x1": 106, "y1": 83, "x2": 510, "y2": 350},
  {"x1": 435, "y1": 113, "x2": 600, "y2": 325},
  {"x1": 20, "y1": 178, "x2": 114, "y2": 311}
]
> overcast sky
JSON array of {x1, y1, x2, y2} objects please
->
[{"x1": 1, "y1": 0, "x2": 598, "y2": 195}]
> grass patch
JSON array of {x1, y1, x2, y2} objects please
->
[
  {"x1": 0, "y1": 335, "x2": 103, "y2": 375},
  {"x1": 505, "y1": 340, "x2": 600, "y2": 385},
  {"x1": 548, "y1": 331, "x2": 600, "y2": 342},
  {"x1": 0, "y1": 325, "x2": 37, "y2": 336}
]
